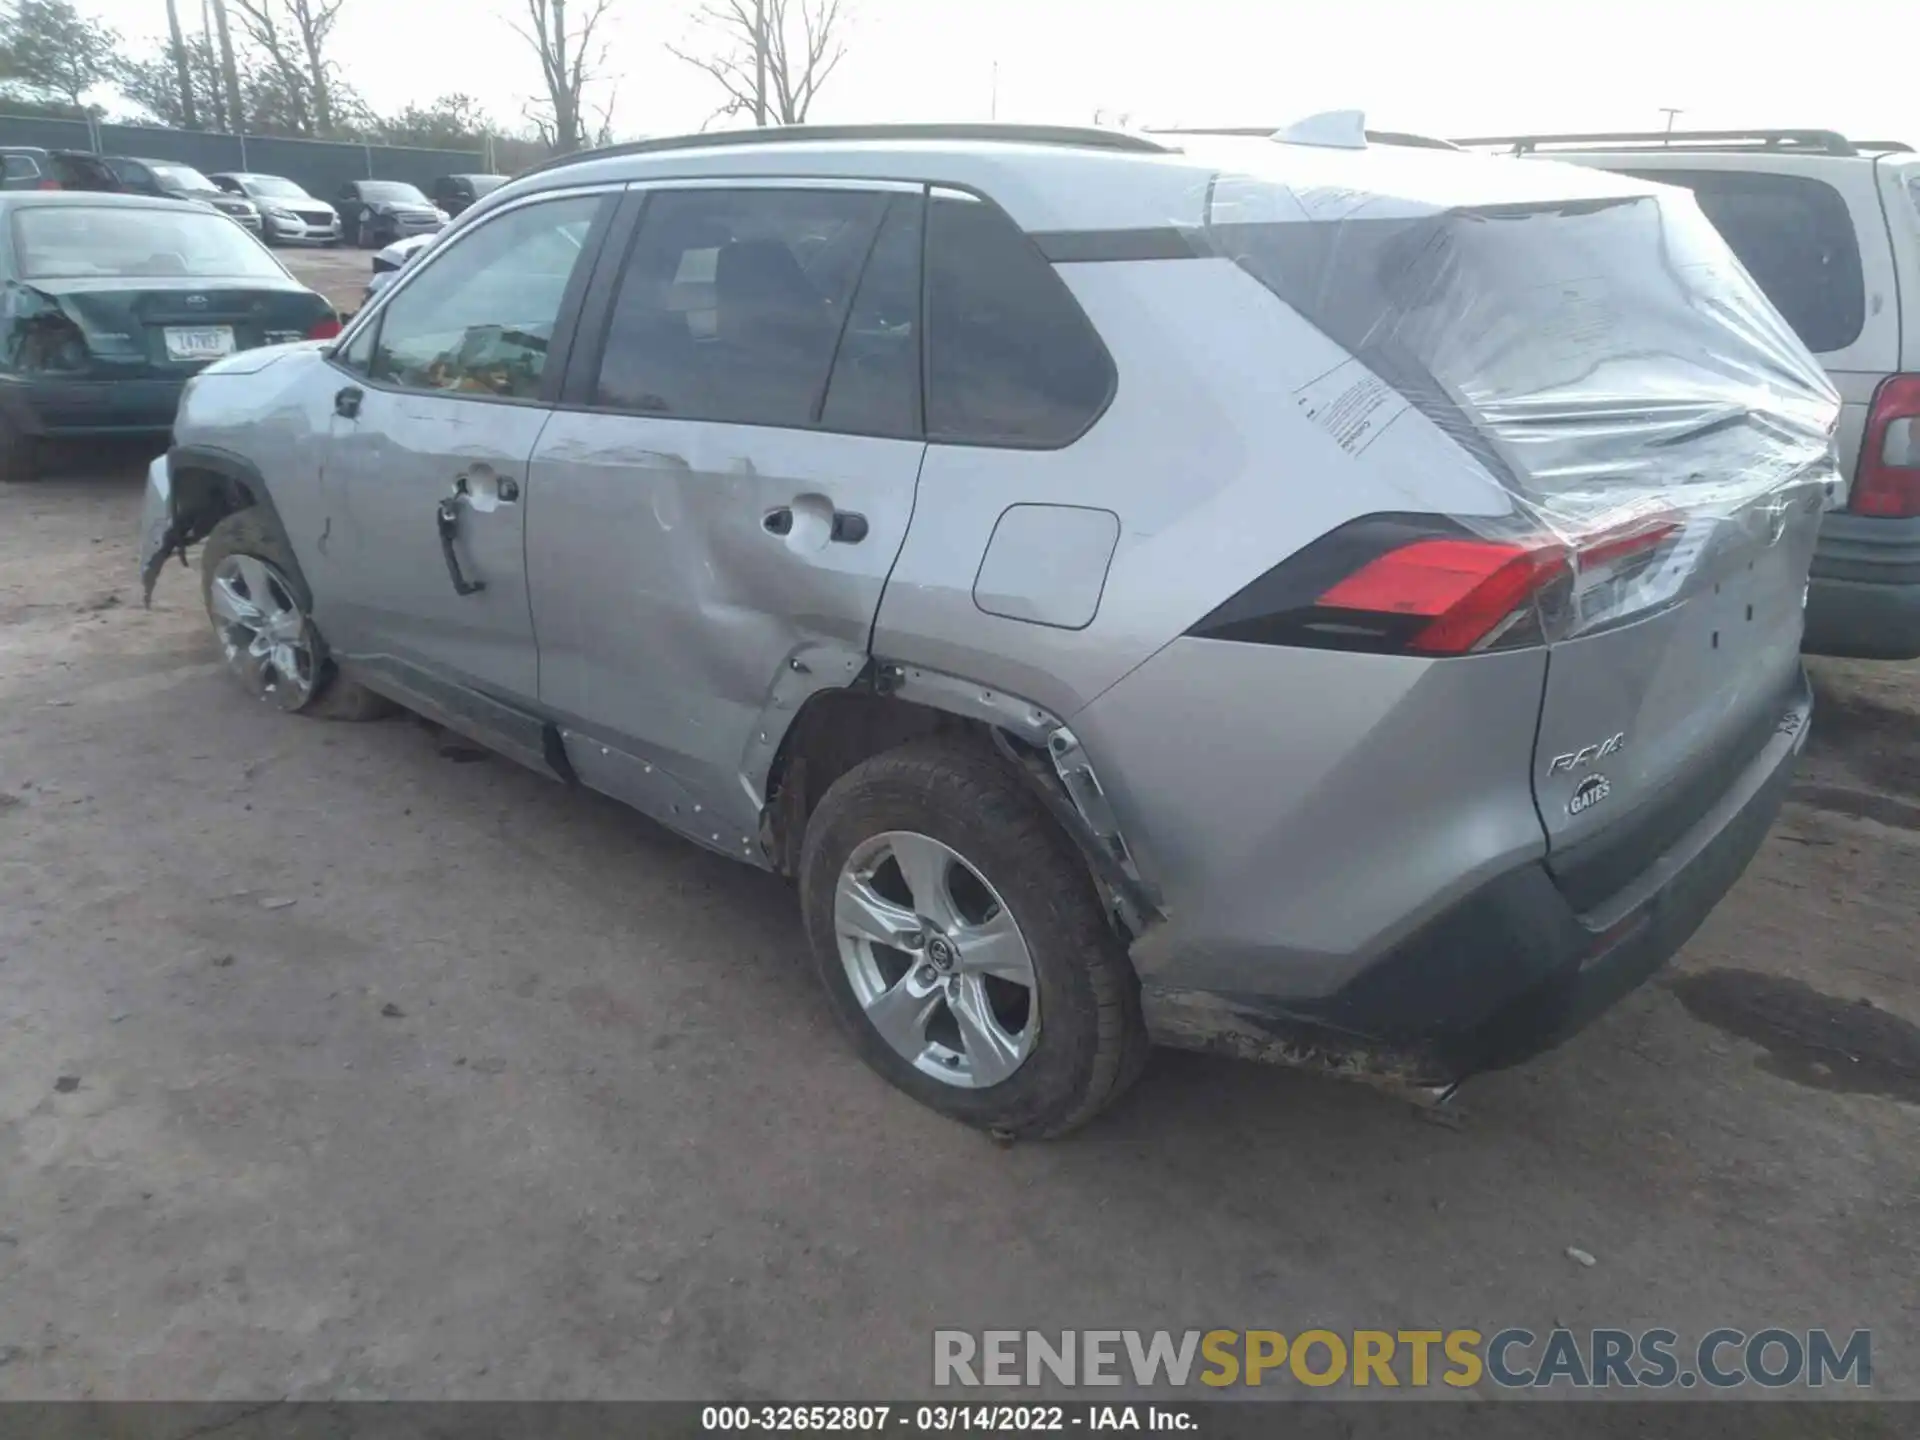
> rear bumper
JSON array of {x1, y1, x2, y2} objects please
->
[
  {"x1": 1803, "y1": 512, "x2": 1920, "y2": 660},
  {"x1": 1142, "y1": 667, "x2": 1811, "y2": 1086},
  {"x1": 0, "y1": 375, "x2": 183, "y2": 438}
]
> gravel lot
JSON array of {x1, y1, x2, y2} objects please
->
[{"x1": 0, "y1": 247, "x2": 1916, "y2": 1411}]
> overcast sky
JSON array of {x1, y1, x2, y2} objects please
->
[{"x1": 78, "y1": 0, "x2": 1918, "y2": 146}]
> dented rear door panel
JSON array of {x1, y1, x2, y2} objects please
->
[{"x1": 524, "y1": 415, "x2": 924, "y2": 847}]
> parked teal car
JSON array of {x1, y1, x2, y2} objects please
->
[{"x1": 0, "y1": 191, "x2": 339, "y2": 482}]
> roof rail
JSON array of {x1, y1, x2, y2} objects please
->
[
  {"x1": 1148, "y1": 125, "x2": 1462, "y2": 151},
  {"x1": 519, "y1": 122, "x2": 1172, "y2": 180},
  {"x1": 1452, "y1": 129, "x2": 1861, "y2": 158},
  {"x1": 1855, "y1": 140, "x2": 1916, "y2": 154}
]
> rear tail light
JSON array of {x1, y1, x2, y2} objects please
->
[
  {"x1": 36, "y1": 178, "x2": 61, "y2": 190},
  {"x1": 307, "y1": 315, "x2": 342, "y2": 341},
  {"x1": 1851, "y1": 375, "x2": 1920, "y2": 518},
  {"x1": 1188, "y1": 512, "x2": 1678, "y2": 657}
]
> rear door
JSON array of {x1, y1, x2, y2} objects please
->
[
  {"x1": 316, "y1": 187, "x2": 614, "y2": 725},
  {"x1": 528, "y1": 181, "x2": 928, "y2": 851}
]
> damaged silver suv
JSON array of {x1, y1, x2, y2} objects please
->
[{"x1": 142, "y1": 120, "x2": 1838, "y2": 1136}]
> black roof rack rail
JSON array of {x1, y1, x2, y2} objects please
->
[
  {"x1": 520, "y1": 122, "x2": 1172, "y2": 180},
  {"x1": 1854, "y1": 140, "x2": 1916, "y2": 153},
  {"x1": 1148, "y1": 125, "x2": 1462, "y2": 151},
  {"x1": 1451, "y1": 129, "x2": 1861, "y2": 158}
]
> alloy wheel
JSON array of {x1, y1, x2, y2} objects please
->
[
  {"x1": 207, "y1": 553, "x2": 318, "y2": 712},
  {"x1": 833, "y1": 830, "x2": 1040, "y2": 1089}
]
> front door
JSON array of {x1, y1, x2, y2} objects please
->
[
  {"x1": 528, "y1": 183, "x2": 929, "y2": 849},
  {"x1": 319, "y1": 189, "x2": 614, "y2": 711}
]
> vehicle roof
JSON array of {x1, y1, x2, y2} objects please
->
[
  {"x1": 0, "y1": 190, "x2": 225, "y2": 216},
  {"x1": 494, "y1": 124, "x2": 1664, "y2": 234}
]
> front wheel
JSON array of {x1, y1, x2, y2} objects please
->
[
  {"x1": 199, "y1": 509, "x2": 392, "y2": 720},
  {"x1": 800, "y1": 738, "x2": 1148, "y2": 1138}
]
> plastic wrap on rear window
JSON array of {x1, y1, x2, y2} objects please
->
[{"x1": 1181, "y1": 140, "x2": 1842, "y2": 643}]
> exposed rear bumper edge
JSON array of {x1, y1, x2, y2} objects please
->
[{"x1": 1143, "y1": 667, "x2": 1812, "y2": 1088}]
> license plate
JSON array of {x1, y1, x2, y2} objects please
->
[{"x1": 164, "y1": 326, "x2": 235, "y2": 362}]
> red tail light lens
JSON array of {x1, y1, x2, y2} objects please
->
[
  {"x1": 36, "y1": 178, "x2": 61, "y2": 190},
  {"x1": 1188, "y1": 511, "x2": 1680, "y2": 657},
  {"x1": 307, "y1": 315, "x2": 343, "y2": 341},
  {"x1": 1320, "y1": 537, "x2": 1568, "y2": 654},
  {"x1": 1852, "y1": 375, "x2": 1920, "y2": 518}
]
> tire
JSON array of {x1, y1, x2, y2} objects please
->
[
  {"x1": 198, "y1": 508, "x2": 394, "y2": 721},
  {"x1": 0, "y1": 416, "x2": 40, "y2": 484},
  {"x1": 800, "y1": 737, "x2": 1149, "y2": 1139}
]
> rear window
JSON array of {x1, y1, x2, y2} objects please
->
[
  {"x1": 12, "y1": 206, "x2": 287, "y2": 280},
  {"x1": 50, "y1": 154, "x2": 120, "y2": 189},
  {"x1": 151, "y1": 163, "x2": 217, "y2": 191},
  {"x1": 3, "y1": 154, "x2": 40, "y2": 181},
  {"x1": 360, "y1": 182, "x2": 428, "y2": 204},
  {"x1": 1213, "y1": 188, "x2": 1836, "y2": 511},
  {"x1": 1622, "y1": 169, "x2": 1865, "y2": 354}
]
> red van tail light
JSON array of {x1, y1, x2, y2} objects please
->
[
  {"x1": 1851, "y1": 375, "x2": 1920, "y2": 518},
  {"x1": 1188, "y1": 512, "x2": 1681, "y2": 657},
  {"x1": 307, "y1": 315, "x2": 342, "y2": 340},
  {"x1": 35, "y1": 178, "x2": 61, "y2": 190}
]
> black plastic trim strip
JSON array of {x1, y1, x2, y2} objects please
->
[{"x1": 1030, "y1": 227, "x2": 1208, "y2": 263}]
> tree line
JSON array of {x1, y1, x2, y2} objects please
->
[{"x1": 0, "y1": 0, "x2": 847, "y2": 159}]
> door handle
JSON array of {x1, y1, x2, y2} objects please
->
[
  {"x1": 762, "y1": 506, "x2": 867, "y2": 543},
  {"x1": 435, "y1": 496, "x2": 486, "y2": 596},
  {"x1": 334, "y1": 386, "x2": 362, "y2": 419}
]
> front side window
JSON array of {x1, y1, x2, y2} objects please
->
[
  {"x1": 924, "y1": 194, "x2": 1115, "y2": 446},
  {"x1": 368, "y1": 194, "x2": 601, "y2": 400},
  {"x1": 12, "y1": 206, "x2": 286, "y2": 280},
  {"x1": 593, "y1": 187, "x2": 888, "y2": 426}
]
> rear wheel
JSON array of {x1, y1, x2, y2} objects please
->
[
  {"x1": 199, "y1": 509, "x2": 392, "y2": 720},
  {"x1": 800, "y1": 738, "x2": 1148, "y2": 1138}
]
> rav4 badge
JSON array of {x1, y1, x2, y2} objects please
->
[{"x1": 1547, "y1": 733, "x2": 1625, "y2": 776}]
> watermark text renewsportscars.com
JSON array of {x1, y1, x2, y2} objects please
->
[{"x1": 933, "y1": 1328, "x2": 1871, "y2": 1391}]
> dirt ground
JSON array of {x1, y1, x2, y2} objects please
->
[{"x1": 1, "y1": 256, "x2": 1916, "y2": 1408}]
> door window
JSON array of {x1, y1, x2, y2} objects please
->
[
  {"x1": 818, "y1": 193, "x2": 925, "y2": 438},
  {"x1": 592, "y1": 187, "x2": 889, "y2": 427},
  {"x1": 924, "y1": 194, "x2": 1115, "y2": 447},
  {"x1": 3, "y1": 154, "x2": 41, "y2": 182},
  {"x1": 368, "y1": 194, "x2": 601, "y2": 400},
  {"x1": 1625, "y1": 169, "x2": 1865, "y2": 354}
]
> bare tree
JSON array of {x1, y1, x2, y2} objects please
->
[
  {"x1": 509, "y1": 0, "x2": 616, "y2": 155},
  {"x1": 163, "y1": 0, "x2": 198, "y2": 127},
  {"x1": 669, "y1": 0, "x2": 847, "y2": 128},
  {"x1": 228, "y1": 0, "x2": 347, "y2": 135},
  {"x1": 207, "y1": 0, "x2": 247, "y2": 132}
]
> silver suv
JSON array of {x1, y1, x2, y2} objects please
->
[{"x1": 140, "y1": 122, "x2": 1838, "y2": 1137}]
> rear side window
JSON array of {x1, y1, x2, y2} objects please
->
[
  {"x1": 593, "y1": 187, "x2": 888, "y2": 427},
  {"x1": 818, "y1": 193, "x2": 924, "y2": 438},
  {"x1": 1627, "y1": 169, "x2": 1865, "y2": 354},
  {"x1": 924, "y1": 194, "x2": 1114, "y2": 446},
  {"x1": 4, "y1": 154, "x2": 41, "y2": 181}
]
